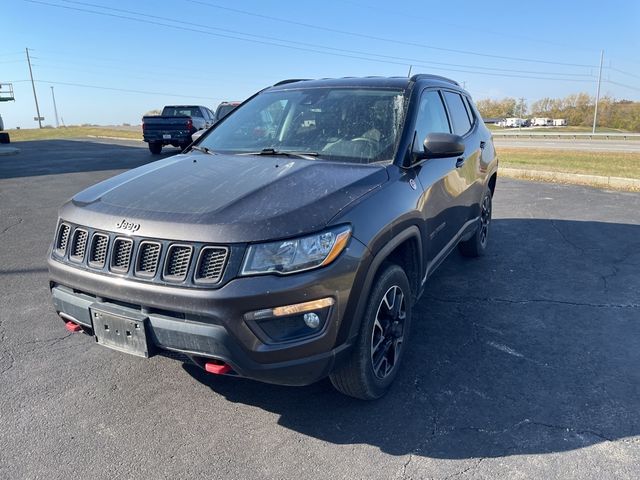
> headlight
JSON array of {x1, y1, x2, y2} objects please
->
[{"x1": 241, "y1": 226, "x2": 351, "y2": 275}]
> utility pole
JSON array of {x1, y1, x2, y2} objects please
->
[
  {"x1": 26, "y1": 48, "x2": 43, "y2": 129},
  {"x1": 50, "y1": 86, "x2": 60, "y2": 128},
  {"x1": 407, "y1": 65, "x2": 413, "y2": 78},
  {"x1": 519, "y1": 97, "x2": 525, "y2": 131},
  {"x1": 592, "y1": 49, "x2": 604, "y2": 134}
]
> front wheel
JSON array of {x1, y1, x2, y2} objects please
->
[
  {"x1": 330, "y1": 263, "x2": 412, "y2": 400},
  {"x1": 458, "y1": 188, "x2": 492, "y2": 257},
  {"x1": 148, "y1": 142, "x2": 162, "y2": 154}
]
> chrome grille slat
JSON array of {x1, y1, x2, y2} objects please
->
[
  {"x1": 110, "y1": 238, "x2": 133, "y2": 273},
  {"x1": 164, "y1": 245, "x2": 192, "y2": 281},
  {"x1": 195, "y1": 247, "x2": 228, "y2": 283},
  {"x1": 136, "y1": 241, "x2": 161, "y2": 276},
  {"x1": 69, "y1": 229, "x2": 88, "y2": 262},
  {"x1": 89, "y1": 233, "x2": 109, "y2": 268}
]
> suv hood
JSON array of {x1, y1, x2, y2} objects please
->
[{"x1": 61, "y1": 152, "x2": 388, "y2": 242}]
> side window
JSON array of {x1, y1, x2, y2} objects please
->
[
  {"x1": 414, "y1": 90, "x2": 450, "y2": 151},
  {"x1": 462, "y1": 96, "x2": 476, "y2": 125},
  {"x1": 443, "y1": 91, "x2": 472, "y2": 135}
]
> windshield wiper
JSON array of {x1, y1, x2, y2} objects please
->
[
  {"x1": 242, "y1": 148, "x2": 319, "y2": 158},
  {"x1": 190, "y1": 145, "x2": 215, "y2": 155}
]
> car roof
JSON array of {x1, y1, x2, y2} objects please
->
[{"x1": 267, "y1": 75, "x2": 460, "y2": 92}]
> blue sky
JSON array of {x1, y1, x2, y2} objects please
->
[{"x1": 2, "y1": 0, "x2": 639, "y2": 128}]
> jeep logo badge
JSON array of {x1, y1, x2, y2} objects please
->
[{"x1": 116, "y1": 219, "x2": 140, "y2": 232}]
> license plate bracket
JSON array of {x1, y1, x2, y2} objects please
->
[
  {"x1": 90, "y1": 306, "x2": 150, "y2": 358},
  {"x1": 162, "y1": 133, "x2": 171, "y2": 139}
]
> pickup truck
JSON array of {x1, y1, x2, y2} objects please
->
[
  {"x1": 142, "y1": 105, "x2": 216, "y2": 154},
  {"x1": 214, "y1": 101, "x2": 241, "y2": 122},
  {"x1": 48, "y1": 75, "x2": 498, "y2": 399}
]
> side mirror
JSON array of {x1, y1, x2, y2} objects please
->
[{"x1": 414, "y1": 132, "x2": 465, "y2": 162}]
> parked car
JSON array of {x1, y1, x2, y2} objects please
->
[
  {"x1": 214, "y1": 101, "x2": 241, "y2": 122},
  {"x1": 0, "y1": 114, "x2": 9, "y2": 144},
  {"x1": 48, "y1": 75, "x2": 498, "y2": 399},
  {"x1": 142, "y1": 105, "x2": 215, "y2": 154}
]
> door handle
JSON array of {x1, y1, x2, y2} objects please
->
[
  {"x1": 480, "y1": 141, "x2": 486, "y2": 150},
  {"x1": 456, "y1": 157, "x2": 465, "y2": 168}
]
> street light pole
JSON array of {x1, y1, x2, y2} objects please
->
[
  {"x1": 26, "y1": 47, "x2": 43, "y2": 129},
  {"x1": 592, "y1": 50, "x2": 604, "y2": 134},
  {"x1": 50, "y1": 86, "x2": 60, "y2": 128}
]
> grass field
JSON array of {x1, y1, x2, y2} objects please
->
[
  {"x1": 497, "y1": 147, "x2": 640, "y2": 179},
  {"x1": 6, "y1": 126, "x2": 141, "y2": 142}
]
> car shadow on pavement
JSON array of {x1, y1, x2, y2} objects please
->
[
  {"x1": 0, "y1": 139, "x2": 177, "y2": 180},
  {"x1": 184, "y1": 218, "x2": 640, "y2": 459}
]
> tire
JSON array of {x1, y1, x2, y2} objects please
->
[
  {"x1": 0, "y1": 132, "x2": 10, "y2": 144},
  {"x1": 458, "y1": 187, "x2": 492, "y2": 257},
  {"x1": 148, "y1": 142, "x2": 162, "y2": 154},
  {"x1": 330, "y1": 263, "x2": 412, "y2": 400}
]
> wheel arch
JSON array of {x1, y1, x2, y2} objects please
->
[{"x1": 344, "y1": 225, "x2": 423, "y2": 342}]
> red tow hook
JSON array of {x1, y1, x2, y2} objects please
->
[
  {"x1": 64, "y1": 321, "x2": 82, "y2": 333},
  {"x1": 204, "y1": 361, "x2": 232, "y2": 375}
]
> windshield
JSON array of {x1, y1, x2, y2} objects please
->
[{"x1": 200, "y1": 88, "x2": 406, "y2": 164}]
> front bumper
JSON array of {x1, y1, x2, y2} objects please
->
[{"x1": 48, "y1": 239, "x2": 368, "y2": 386}]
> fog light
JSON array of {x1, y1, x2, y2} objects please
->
[{"x1": 303, "y1": 312, "x2": 320, "y2": 328}]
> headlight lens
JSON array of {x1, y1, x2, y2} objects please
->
[{"x1": 241, "y1": 226, "x2": 351, "y2": 275}]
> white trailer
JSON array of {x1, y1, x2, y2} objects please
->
[
  {"x1": 505, "y1": 117, "x2": 525, "y2": 128},
  {"x1": 553, "y1": 118, "x2": 567, "y2": 126},
  {"x1": 532, "y1": 117, "x2": 553, "y2": 127}
]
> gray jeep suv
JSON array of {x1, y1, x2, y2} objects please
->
[{"x1": 48, "y1": 75, "x2": 498, "y2": 399}]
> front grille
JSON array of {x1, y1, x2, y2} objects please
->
[
  {"x1": 195, "y1": 247, "x2": 228, "y2": 283},
  {"x1": 52, "y1": 222, "x2": 231, "y2": 289},
  {"x1": 55, "y1": 224, "x2": 71, "y2": 255},
  {"x1": 69, "y1": 229, "x2": 88, "y2": 262},
  {"x1": 164, "y1": 245, "x2": 192, "y2": 281},
  {"x1": 89, "y1": 233, "x2": 109, "y2": 268},
  {"x1": 110, "y1": 238, "x2": 133, "y2": 273},
  {"x1": 136, "y1": 241, "x2": 161, "y2": 277}
]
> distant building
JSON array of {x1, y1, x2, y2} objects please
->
[{"x1": 553, "y1": 118, "x2": 567, "y2": 126}]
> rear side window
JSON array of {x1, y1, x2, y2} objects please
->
[
  {"x1": 463, "y1": 96, "x2": 476, "y2": 124},
  {"x1": 414, "y1": 90, "x2": 450, "y2": 150},
  {"x1": 443, "y1": 91, "x2": 472, "y2": 135}
]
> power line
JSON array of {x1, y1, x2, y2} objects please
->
[
  {"x1": 605, "y1": 80, "x2": 640, "y2": 93},
  {"x1": 34, "y1": 79, "x2": 225, "y2": 100},
  {"x1": 607, "y1": 66, "x2": 640, "y2": 81},
  {"x1": 26, "y1": 0, "x2": 599, "y2": 84},
  {"x1": 60, "y1": 0, "x2": 595, "y2": 76},
  {"x1": 184, "y1": 0, "x2": 600, "y2": 68}
]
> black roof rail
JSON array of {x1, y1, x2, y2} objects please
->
[
  {"x1": 272, "y1": 78, "x2": 310, "y2": 86},
  {"x1": 409, "y1": 74, "x2": 459, "y2": 86}
]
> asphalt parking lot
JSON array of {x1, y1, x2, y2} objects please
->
[{"x1": 1, "y1": 139, "x2": 639, "y2": 479}]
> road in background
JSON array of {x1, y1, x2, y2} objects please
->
[
  {"x1": 1, "y1": 139, "x2": 639, "y2": 479},
  {"x1": 493, "y1": 137, "x2": 640, "y2": 152}
]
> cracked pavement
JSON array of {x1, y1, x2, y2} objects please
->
[{"x1": 1, "y1": 139, "x2": 639, "y2": 479}]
